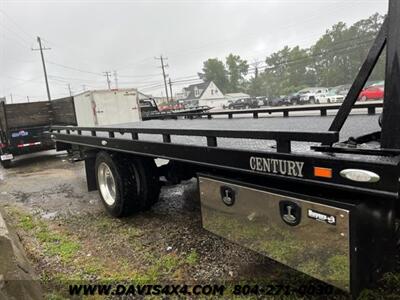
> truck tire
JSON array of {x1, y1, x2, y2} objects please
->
[
  {"x1": 1, "y1": 160, "x2": 12, "y2": 169},
  {"x1": 95, "y1": 151, "x2": 160, "y2": 218}
]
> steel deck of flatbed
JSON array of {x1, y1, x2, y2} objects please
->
[
  {"x1": 55, "y1": 114, "x2": 381, "y2": 151},
  {"x1": 108, "y1": 113, "x2": 381, "y2": 143}
]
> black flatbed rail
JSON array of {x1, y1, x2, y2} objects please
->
[
  {"x1": 50, "y1": 125, "x2": 400, "y2": 199},
  {"x1": 169, "y1": 101, "x2": 383, "y2": 119}
]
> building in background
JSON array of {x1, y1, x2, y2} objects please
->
[{"x1": 180, "y1": 81, "x2": 226, "y2": 109}]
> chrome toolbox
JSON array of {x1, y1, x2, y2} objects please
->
[{"x1": 198, "y1": 175, "x2": 396, "y2": 294}]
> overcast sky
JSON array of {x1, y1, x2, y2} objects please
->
[{"x1": 0, "y1": 0, "x2": 388, "y2": 103}]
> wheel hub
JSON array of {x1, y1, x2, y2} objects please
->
[{"x1": 98, "y1": 162, "x2": 116, "y2": 206}]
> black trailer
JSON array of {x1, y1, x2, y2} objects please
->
[
  {"x1": 0, "y1": 97, "x2": 76, "y2": 168},
  {"x1": 139, "y1": 97, "x2": 211, "y2": 120},
  {"x1": 49, "y1": 2, "x2": 400, "y2": 297}
]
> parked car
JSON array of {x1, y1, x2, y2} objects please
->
[
  {"x1": 289, "y1": 92, "x2": 301, "y2": 105},
  {"x1": 358, "y1": 85, "x2": 384, "y2": 101},
  {"x1": 262, "y1": 97, "x2": 270, "y2": 106},
  {"x1": 290, "y1": 88, "x2": 320, "y2": 105},
  {"x1": 317, "y1": 85, "x2": 350, "y2": 104},
  {"x1": 223, "y1": 100, "x2": 233, "y2": 109},
  {"x1": 269, "y1": 95, "x2": 290, "y2": 107},
  {"x1": 368, "y1": 80, "x2": 385, "y2": 87},
  {"x1": 255, "y1": 96, "x2": 266, "y2": 107},
  {"x1": 299, "y1": 87, "x2": 329, "y2": 104},
  {"x1": 228, "y1": 98, "x2": 259, "y2": 109}
]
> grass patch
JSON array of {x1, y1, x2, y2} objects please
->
[
  {"x1": 7, "y1": 207, "x2": 80, "y2": 264},
  {"x1": 19, "y1": 214, "x2": 36, "y2": 230},
  {"x1": 44, "y1": 293, "x2": 70, "y2": 300},
  {"x1": 186, "y1": 250, "x2": 199, "y2": 266}
]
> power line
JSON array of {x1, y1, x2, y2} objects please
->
[
  {"x1": 0, "y1": 22, "x2": 34, "y2": 47},
  {"x1": 171, "y1": 78, "x2": 202, "y2": 84},
  {"x1": 0, "y1": 9, "x2": 35, "y2": 41},
  {"x1": 243, "y1": 37, "x2": 376, "y2": 76},
  {"x1": 48, "y1": 74, "x2": 105, "y2": 83},
  {"x1": 249, "y1": 35, "x2": 377, "y2": 70},
  {"x1": 117, "y1": 73, "x2": 161, "y2": 79},
  {"x1": 46, "y1": 60, "x2": 104, "y2": 76}
]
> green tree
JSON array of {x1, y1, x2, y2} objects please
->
[
  {"x1": 347, "y1": 13, "x2": 386, "y2": 82},
  {"x1": 247, "y1": 74, "x2": 265, "y2": 97},
  {"x1": 226, "y1": 54, "x2": 249, "y2": 92},
  {"x1": 199, "y1": 58, "x2": 229, "y2": 93},
  {"x1": 311, "y1": 14, "x2": 385, "y2": 87},
  {"x1": 262, "y1": 46, "x2": 315, "y2": 98},
  {"x1": 199, "y1": 13, "x2": 385, "y2": 98}
]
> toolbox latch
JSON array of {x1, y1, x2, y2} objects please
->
[
  {"x1": 279, "y1": 201, "x2": 301, "y2": 226},
  {"x1": 220, "y1": 186, "x2": 235, "y2": 206}
]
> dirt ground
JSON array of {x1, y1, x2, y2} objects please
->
[{"x1": 0, "y1": 150, "x2": 398, "y2": 299}]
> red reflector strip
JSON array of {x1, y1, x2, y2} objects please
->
[{"x1": 17, "y1": 142, "x2": 41, "y2": 148}]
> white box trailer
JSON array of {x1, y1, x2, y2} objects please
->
[{"x1": 73, "y1": 89, "x2": 142, "y2": 127}]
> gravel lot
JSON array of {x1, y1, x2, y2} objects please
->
[{"x1": 0, "y1": 150, "x2": 308, "y2": 299}]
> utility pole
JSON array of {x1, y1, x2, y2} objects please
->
[
  {"x1": 155, "y1": 55, "x2": 169, "y2": 103},
  {"x1": 168, "y1": 78, "x2": 173, "y2": 101},
  {"x1": 67, "y1": 84, "x2": 72, "y2": 96},
  {"x1": 113, "y1": 70, "x2": 119, "y2": 89},
  {"x1": 9, "y1": 94, "x2": 13, "y2": 104},
  {"x1": 252, "y1": 60, "x2": 262, "y2": 79},
  {"x1": 103, "y1": 71, "x2": 111, "y2": 90},
  {"x1": 32, "y1": 36, "x2": 51, "y2": 101},
  {"x1": 26, "y1": 96, "x2": 30, "y2": 103}
]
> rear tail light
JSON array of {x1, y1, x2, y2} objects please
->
[{"x1": 0, "y1": 143, "x2": 6, "y2": 149}]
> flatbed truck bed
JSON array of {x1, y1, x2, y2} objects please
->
[
  {"x1": 50, "y1": 114, "x2": 398, "y2": 296},
  {"x1": 50, "y1": 2, "x2": 400, "y2": 297}
]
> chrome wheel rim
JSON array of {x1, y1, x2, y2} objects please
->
[{"x1": 98, "y1": 162, "x2": 116, "y2": 206}]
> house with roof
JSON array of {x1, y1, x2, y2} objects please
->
[{"x1": 180, "y1": 81, "x2": 226, "y2": 109}]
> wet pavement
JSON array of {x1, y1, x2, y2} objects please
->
[{"x1": 0, "y1": 150, "x2": 306, "y2": 296}]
